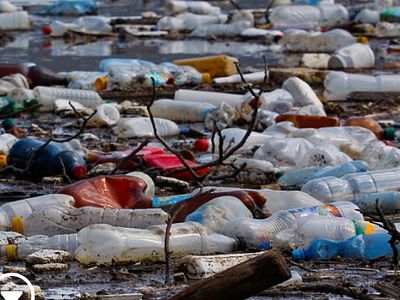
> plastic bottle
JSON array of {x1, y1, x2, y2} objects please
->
[
  {"x1": 282, "y1": 77, "x2": 323, "y2": 107},
  {"x1": 174, "y1": 89, "x2": 243, "y2": 108},
  {"x1": 0, "y1": 232, "x2": 24, "y2": 246},
  {"x1": 39, "y1": 0, "x2": 98, "y2": 16},
  {"x1": 114, "y1": 117, "x2": 180, "y2": 138},
  {"x1": 213, "y1": 71, "x2": 268, "y2": 85},
  {"x1": 355, "y1": 191, "x2": 400, "y2": 215},
  {"x1": 280, "y1": 29, "x2": 357, "y2": 53},
  {"x1": 329, "y1": 43, "x2": 375, "y2": 69},
  {"x1": 191, "y1": 21, "x2": 252, "y2": 37},
  {"x1": 358, "y1": 140, "x2": 400, "y2": 170},
  {"x1": 185, "y1": 196, "x2": 253, "y2": 233},
  {"x1": 292, "y1": 233, "x2": 394, "y2": 261},
  {"x1": 165, "y1": 0, "x2": 221, "y2": 15},
  {"x1": 355, "y1": 9, "x2": 380, "y2": 24},
  {"x1": 33, "y1": 86, "x2": 104, "y2": 111},
  {"x1": 150, "y1": 99, "x2": 215, "y2": 122},
  {"x1": 27, "y1": 65, "x2": 68, "y2": 88},
  {"x1": 7, "y1": 138, "x2": 87, "y2": 180},
  {"x1": 157, "y1": 13, "x2": 227, "y2": 32},
  {"x1": 173, "y1": 55, "x2": 238, "y2": 79},
  {"x1": 75, "y1": 222, "x2": 237, "y2": 264},
  {"x1": 296, "y1": 143, "x2": 352, "y2": 169},
  {"x1": 1, "y1": 233, "x2": 79, "y2": 260},
  {"x1": 278, "y1": 166, "x2": 323, "y2": 189},
  {"x1": 0, "y1": 194, "x2": 74, "y2": 231},
  {"x1": 61, "y1": 71, "x2": 108, "y2": 90},
  {"x1": 87, "y1": 103, "x2": 120, "y2": 127},
  {"x1": 241, "y1": 28, "x2": 283, "y2": 42},
  {"x1": 0, "y1": 11, "x2": 30, "y2": 30},
  {"x1": 0, "y1": 1, "x2": 19, "y2": 13},
  {"x1": 21, "y1": 206, "x2": 169, "y2": 236},
  {"x1": 344, "y1": 116, "x2": 384, "y2": 139},
  {"x1": 159, "y1": 62, "x2": 210, "y2": 85},
  {"x1": 324, "y1": 71, "x2": 400, "y2": 101},
  {"x1": 276, "y1": 115, "x2": 339, "y2": 129},
  {"x1": 0, "y1": 133, "x2": 17, "y2": 154}
]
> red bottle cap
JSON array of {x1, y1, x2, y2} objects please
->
[
  {"x1": 71, "y1": 165, "x2": 87, "y2": 179},
  {"x1": 194, "y1": 139, "x2": 209, "y2": 152},
  {"x1": 42, "y1": 25, "x2": 52, "y2": 35}
]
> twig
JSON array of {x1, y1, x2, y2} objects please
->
[
  {"x1": 59, "y1": 157, "x2": 72, "y2": 184},
  {"x1": 108, "y1": 140, "x2": 150, "y2": 175}
]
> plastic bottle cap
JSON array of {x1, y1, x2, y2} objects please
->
[
  {"x1": 202, "y1": 73, "x2": 211, "y2": 84},
  {"x1": 2, "y1": 117, "x2": 14, "y2": 130},
  {"x1": 0, "y1": 155, "x2": 7, "y2": 168},
  {"x1": 5, "y1": 244, "x2": 17, "y2": 260},
  {"x1": 11, "y1": 216, "x2": 24, "y2": 234},
  {"x1": 71, "y1": 165, "x2": 87, "y2": 179},
  {"x1": 291, "y1": 249, "x2": 305, "y2": 261},
  {"x1": 126, "y1": 171, "x2": 155, "y2": 198},
  {"x1": 384, "y1": 127, "x2": 396, "y2": 141},
  {"x1": 357, "y1": 36, "x2": 369, "y2": 44},
  {"x1": 42, "y1": 24, "x2": 52, "y2": 35},
  {"x1": 95, "y1": 76, "x2": 108, "y2": 90},
  {"x1": 194, "y1": 139, "x2": 209, "y2": 152}
]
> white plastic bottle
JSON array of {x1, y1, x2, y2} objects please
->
[
  {"x1": 87, "y1": 103, "x2": 120, "y2": 127},
  {"x1": 0, "y1": 11, "x2": 30, "y2": 30},
  {"x1": 282, "y1": 77, "x2": 323, "y2": 107},
  {"x1": 324, "y1": 71, "x2": 400, "y2": 101},
  {"x1": 114, "y1": 117, "x2": 180, "y2": 138},
  {"x1": 329, "y1": 43, "x2": 375, "y2": 69},
  {"x1": 269, "y1": 5, "x2": 321, "y2": 28},
  {"x1": 0, "y1": 1, "x2": 19, "y2": 13},
  {"x1": 0, "y1": 232, "x2": 25, "y2": 246},
  {"x1": 157, "y1": 13, "x2": 227, "y2": 31},
  {"x1": 22, "y1": 207, "x2": 169, "y2": 236},
  {"x1": 75, "y1": 222, "x2": 237, "y2": 264},
  {"x1": 0, "y1": 194, "x2": 75, "y2": 231},
  {"x1": 1, "y1": 233, "x2": 79, "y2": 260},
  {"x1": 359, "y1": 140, "x2": 400, "y2": 170},
  {"x1": 175, "y1": 89, "x2": 244, "y2": 108},
  {"x1": 191, "y1": 21, "x2": 252, "y2": 37},
  {"x1": 213, "y1": 71, "x2": 267, "y2": 85},
  {"x1": 150, "y1": 99, "x2": 215, "y2": 122},
  {"x1": 185, "y1": 196, "x2": 253, "y2": 233},
  {"x1": 0, "y1": 133, "x2": 17, "y2": 154},
  {"x1": 165, "y1": 0, "x2": 221, "y2": 15},
  {"x1": 33, "y1": 86, "x2": 105, "y2": 111}
]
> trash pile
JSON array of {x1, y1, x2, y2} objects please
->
[{"x1": 1, "y1": 0, "x2": 400, "y2": 299}]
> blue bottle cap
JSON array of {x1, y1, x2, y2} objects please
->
[
  {"x1": 259, "y1": 242, "x2": 272, "y2": 250},
  {"x1": 292, "y1": 249, "x2": 305, "y2": 261}
]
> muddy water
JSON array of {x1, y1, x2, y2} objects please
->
[{"x1": 0, "y1": 0, "x2": 280, "y2": 72}]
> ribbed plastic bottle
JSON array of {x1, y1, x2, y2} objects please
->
[
  {"x1": 0, "y1": 232, "x2": 25, "y2": 246},
  {"x1": 1, "y1": 233, "x2": 79, "y2": 260},
  {"x1": 33, "y1": 86, "x2": 104, "y2": 111},
  {"x1": 329, "y1": 43, "x2": 375, "y2": 69},
  {"x1": 355, "y1": 191, "x2": 400, "y2": 215},
  {"x1": 292, "y1": 233, "x2": 395, "y2": 261},
  {"x1": 21, "y1": 206, "x2": 169, "y2": 236},
  {"x1": 0, "y1": 194, "x2": 74, "y2": 231},
  {"x1": 114, "y1": 117, "x2": 180, "y2": 138},
  {"x1": 75, "y1": 222, "x2": 237, "y2": 264},
  {"x1": 7, "y1": 138, "x2": 87, "y2": 180}
]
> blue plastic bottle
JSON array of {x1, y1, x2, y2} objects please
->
[
  {"x1": 292, "y1": 233, "x2": 394, "y2": 261},
  {"x1": 355, "y1": 191, "x2": 400, "y2": 215},
  {"x1": 8, "y1": 138, "x2": 87, "y2": 180},
  {"x1": 310, "y1": 161, "x2": 368, "y2": 181}
]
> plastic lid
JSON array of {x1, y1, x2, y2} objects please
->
[
  {"x1": 95, "y1": 76, "x2": 108, "y2": 90},
  {"x1": 202, "y1": 73, "x2": 211, "y2": 84},
  {"x1": 11, "y1": 216, "x2": 24, "y2": 234},
  {"x1": 5, "y1": 244, "x2": 17, "y2": 260},
  {"x1": 357, "y1": 36, "x2": 369, "y2": 44},
  {"x1": 42, "y1": 24, "x2": 52, "y2": 35},
  {"x1": 194, "y1": 138, "x2": 209, "y2": 152},
  {"x1": 71, "y1": 165, "x2": 87, "y2": 179},
  {"x1": 384, "y1": 127, "x2": 396, "y2": 141},
  {"x1": 2, "y1": 117, "x2": 14, "y2": 130},
  {"x1": 292, "y1": 249, "x2": 305, "y2": 261}
]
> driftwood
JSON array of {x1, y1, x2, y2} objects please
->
[{"x1": 169, "y1": 251, "x2": 291, "y2": 300}]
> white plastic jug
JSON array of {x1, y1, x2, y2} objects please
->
[
  {"x1": 329, "y1": 43, "x2": 375, "y2": 69},
  {"x1": 87, "y1": 103, "x2": 120, "y2": 127},
  {"x1": 75, "y1": 222, "x2": 237, "y2": 264},
  {"x1": 114, "y1": 117, "x2": 180, "y2": 138}
]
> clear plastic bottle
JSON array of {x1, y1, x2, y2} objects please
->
[
  {"x1": 174, "y1": 89, "x2": 243, "y2": 108},
  {"x1": 33, "y1": 86, "x2": 104, "y2": 111},
  {"x1": 165, "y1": 0, "x2": 221, "y2": 15},
  {"x1": 355, "y1": 191, "x2": 400, "y2": 215},
  {"x1": 278, "y1": 166, "x2": 323, "y2": 189},
  {"x1": 0, "y1": 194, "x2": 75, "y2": 231},
  {"x1": 301, "y1": 176, "x2": 354, "y2": 202},
  {"x1": 185, "y1": 196, "x2": 253, "y2": 234},
  {"x1": 329, "y1": 43, "x2": 375, "y2": 69},
  {"x1": 0, "y1": 232, "x2": 25, "y2": 246},
  {"x1": 150, "y1": 99, "x2": 215, "y2": 122},
  {"x1": 324, "y1": 71, "x2": 400, "y2": 101},
  {"x1": 43, "y1": 16, "x2": 111, "y2": 37},
  {"x1": 61, "y1": 71, "x2": 108, "y2": 90},
  {"x1": 87, "y1": 103, "x2": 120, "y2": 127},
  {"x1": 157, "y1": 13, "x2": 227, "y2": 31},
  {"x1": 296, "y1": 143, "x2": 352, "y2": 169},
  {"x1": 358, "y1": 140, "x2": 400, "y2": 170},
  {"x1": 22, "y1": 206, "x2": 169, "y2": 236},
  {"x1": 114, "y1": 117, "x2": 180, "y2": 138},
  {"x1": 1, "y1": 233, "x2": 79, "y2": 260},
  {"x1": 75, "y1": 222, "x2": 237, "y2": 264},
  {"x1": 191, "y1": 21, "x2": 252, "y2": 37}
]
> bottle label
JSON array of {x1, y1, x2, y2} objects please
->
[
  {"x1": 152, "y1": 194, "x2": 192, "y2": 207},
  {"x1": 289, "y1": 204, "x2": 342, "y2": 219}
]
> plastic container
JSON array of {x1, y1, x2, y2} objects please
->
[
  {"x1": 358, "y1": 140, "x2": 400, "y2": 170},
  {"x1": 276, "y1": 115, "x2": 339, "y2": 128},
  {"x1": 22, "y1": 206, "x2": 169, "y2": 236},
  {"x1": 165, "y1": 0, "x2": 220, "y2": 15},
  {"x1": 1, "y1": 233, "x2": 79, "y2": 260},
  {"x1": 282, "y1": 77, "x2": 323, "y2": 107},
  {"x1": 301, "y1": 176, "x2": 353, "y2": 202},
  {"x1": 324, "y1": 71, "x2": 400, "y2": 101},
  {"x1": 269, "y1": 5, "x2": 321, "y2": 28},
  {"x1": 61, "y1": 71, "x2": 108, "y2": 90},
  {"x1": 87, "y1": 103, "x2": 120, "y2": 127},
  {"x1": 59, "y1": 173, "x2": 155, "y2": 209},
  {"x1": 33, "y1": 86, "x2": 104, "y2": 111},
  {"x1": 344, "y1": 116, "x2": 384, "y2": 139},
  {"x1": 0, "y1": 232, "x2": 24, "y2": 246},
  {"x1": 296, "y1": 143, "x2": 352, "y2": 169},
  {"x1": 114, "y1": 117, "x2": 180, "y2": 138},
  {"x1": 329, "y1": 43, "x2": 375, "y2": 69},
  {"x1": 0, "y1": 1, "x2": 19, "y2": 13},
  {"x1": 39, "y1": 0, "x2": 98, "y2": 16},
  {"x1": 174, "y1": 55, "x2": 238, "y2": 79},
  {"x1": 278, "y1": 166, "x2": 323, "y2": 189},
  {"x1": 75, "y1": 222, "x2": 237, "y2": 264},
  {"x1": 0, "y1": 194, "x2": 74, "y2": 231},
  {"x1": 355, "y1": 191, "x2": 400, "y2": 215},
  {"x1": 292, "y1": 233, "x2": 394, "y2": 261},
  {"x1": 150, "y1": 99, "x2": 215, "y2": 122},
  {"x1": 0, "y1": 11, "x2": 30, "y2": 30},
  {"x1": 213, "y1": 71, "x2": 267, "y2": 85},
  {"x1": 157, "y1": 13, "x2": 227, "y2": 32},
  {"x1": 175, "y1": 89, "x2": 243, "y2": 108},
  {"x1": 8, "y1": 138, "x2": 87, "y2": 180},
  {"x1": 191, "y1": 21, "x2": 251, "y2": 37},
  {"x1": 0, "y1": 133, "x2": 17, "y2": 154},
  {"x1": 185, "y1": 196, "x2": 253, "y2": 233},
  {"x1": 355, "y1": 9, "x2": 380, "y2": 24},
  {"x1": 281, "y1": 29, "x2": 357, "y2": 53}
]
